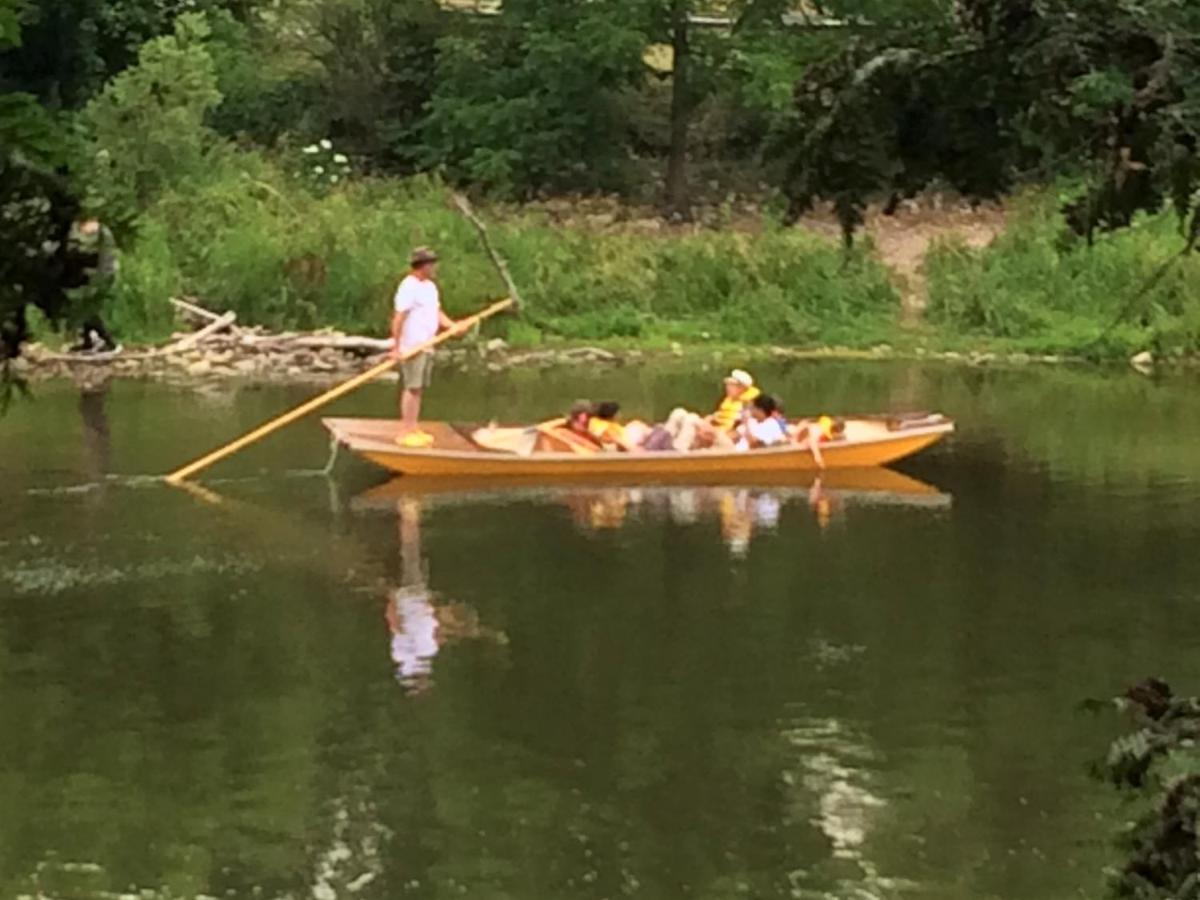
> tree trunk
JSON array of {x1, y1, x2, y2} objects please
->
[{"x1": 664, "y1": 0, "x2": 691, "y2": 220}]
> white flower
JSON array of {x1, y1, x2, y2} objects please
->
[
  {"x1": 313, "y1": 166, "x2": 325, "y2": 175},
  {"x1": 320, "y1": 139, "x2": 333, "y2": 150},
  {"x1": 333, "y1": 154, "x2": 349, "y2": 164},
  {"x1": 330, "y1": 174, "x2": 340, "y2": 183},
  {"x1": 303, "y1": 145, "x2": 319, "y2": 154}
]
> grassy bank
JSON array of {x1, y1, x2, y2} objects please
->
[
  {"x1": 106, "y1": 157, "x2": 900, "y2": 350},
  {"x1": 100, "y1": 159, "x2": 1199, "y2": 362},
  {"x1": 923, "y1": 193, "x2": 1200, "y2": 360}
]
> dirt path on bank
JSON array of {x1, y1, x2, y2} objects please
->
[
  {"x1": 528, "y1": 194, "x2": 1008, "y2": 323},
  {"x1": 795, "y1": 199, "x2": 1008, "y2": 323}
]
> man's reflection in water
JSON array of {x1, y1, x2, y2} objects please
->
[
  {"x1": 385, "y1": 497, "x2": 506, "y2": 693},
  {"x1": 386, "y1": 498, "x2": 438, "y2": 692},
  {"x1": 79, "y1": 384, "x2": 111, "y2": 485}
]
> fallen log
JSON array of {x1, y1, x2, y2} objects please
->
[
  {"x1": 169, "y1": 311, "x2": 237, "y2": 351},
  {"x1": 169, "y1": 296, "x2": 226, "y2": 324}
]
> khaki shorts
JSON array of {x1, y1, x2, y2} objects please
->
[{"x1": 400, "y1": 351, "x2": 434, "y2": 390}]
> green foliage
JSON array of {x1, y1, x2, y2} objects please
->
[
  {"x1": 925, "y1": 194, "x2": 1200, "y2": 356},
  {"x1": 782, "y1": 0, "x2": 1200, "y2": 247},
  {"x1": 421, "y1": 0, "x2": 647, "y2": 196},
  {"x1": 1095, "y1": 679, "x2": 1200, "y2": 898},
  {"x1": 79, "y1": 12, "x2": 222, "y2": 227},
  {"x1": 109, "y1": 161, "x2": 899, "y2": 346},
  {"x1": 203, "y1": 8, "x2": 317, "y2": 145},
  {"x1": 297, "y1": 0, "x2": 443, "y2": 167},
  {"x1": 0, "y1": 0, "x2": 91, "y2": 363},
  {"x1": 0, "y1": 0, "x2": 24, "y2": 48},
  {"x1": 0, "y1": 0, "x2": 257, "y2": 109}
]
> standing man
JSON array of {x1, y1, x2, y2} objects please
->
[{"x1": 391, "y1": 246, "x2": 461, "y2": 447}]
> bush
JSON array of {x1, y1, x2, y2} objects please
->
[
  {"x1": 80, "y1": 13, "x2": 223, "y2": 228},
  {"x1": 108, "y1": 158, "x2": 902, "y2": 346},
  {"x1": 925, "y1": 194, "x2": 1200, "y2": 356}
]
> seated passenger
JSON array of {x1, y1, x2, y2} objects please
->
[
  {"x1": 709, "y1": 369, "x2": 761, "y2": 432},
  {"x1": 537, "y1": 401, "x2": 606, "y2": 454},
  {"x1": 588, "y1": 401, "x2": 647, "y2": 453},
  {"x1": 664, "y1": 369, "x2": 761, "y2": 451},
  {"x1": 735, "y1": 394, "x2": 789, "y2": 451},
  {"x1": 790, "y1": 415, "x2": 846, "y2": 469}
]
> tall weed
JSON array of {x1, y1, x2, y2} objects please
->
[
  {"x1": 926, "y1": 195, "x2": 1200, "y2": 356},
  {"x1": 110, "y1": 159, "x2": 902, "y2": 346}
]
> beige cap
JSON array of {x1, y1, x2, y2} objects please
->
[{"x1": 725, "y1": 369, "x2": 754, "y2": 387}]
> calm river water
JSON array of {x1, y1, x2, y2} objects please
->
[{"x1": 4, "y1": 361, "x2": 1200, "y2": 900}]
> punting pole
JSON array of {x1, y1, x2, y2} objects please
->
[{"x1": 164, "y1": 297, "x2": 514, "y2": 485}]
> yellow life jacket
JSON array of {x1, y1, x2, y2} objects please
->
[
  {"x1": 588, "y1": 417, "x2": 628, "y2": 448},
  {"x1": 711, "y1": 386, "x2": 761, "y2": 432}
]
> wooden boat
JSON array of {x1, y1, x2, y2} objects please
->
[{"x1": 323, "y1": 413, "x2": 954, "y2": 479}]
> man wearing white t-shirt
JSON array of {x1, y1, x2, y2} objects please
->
[{"x1": 390, "y1": 246, "x2": 461, "y2": 446}]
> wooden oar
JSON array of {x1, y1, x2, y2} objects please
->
[{"x1": 165, "y1": 297, "x2": 515, "y2": 485}]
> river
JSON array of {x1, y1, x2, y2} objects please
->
[{"x1": 3, "y1": 361, "x2": 1200, "y2": 900}]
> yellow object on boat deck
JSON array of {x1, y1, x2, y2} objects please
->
[{"x1": 397, "y1": 431, "x2": 435, "y2": 448}]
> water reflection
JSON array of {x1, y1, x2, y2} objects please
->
[
  {"x1": 78, "y1": 385, "x2": 111, "y2": 493},
  {"x1": 358, "y1": 470, "x2": 950, "y2": 563},
  {"x1": 782, "y1": 715, "x2": 914, "y2": 899},
  {"x1": 385, "y1": 496, "x2": 507, "y2": 693}
]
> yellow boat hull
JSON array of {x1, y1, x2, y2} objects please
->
[{"x1": 324, "y1": 416, "x2": 954, "y2": 479}]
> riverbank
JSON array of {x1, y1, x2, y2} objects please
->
[
  {"x1": 92, "y1": 170, "x2": 1199, "y2": 369},
  {"x1": 11, "y1": 329, "x2": 1094, "y2": 391}
]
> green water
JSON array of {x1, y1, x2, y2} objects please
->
[{"x1": 4, "y1": 361, "x2": 1200, "y2": 900}]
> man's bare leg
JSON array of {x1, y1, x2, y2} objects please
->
[{"x1": 400, "y1": 387, "x2": 423, "y2": 434}]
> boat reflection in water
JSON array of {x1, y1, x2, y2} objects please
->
[
  {"x1": 358, "y1": 467, "x2": 951, "y2": 565},
  {"x1": 385, "y1": 496, "x2": 508, "y2": 694}
]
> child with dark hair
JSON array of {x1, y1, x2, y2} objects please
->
[
  {"x1": 588, "y1": 401, "x2": 651, "y2": 452},
  {"x1": 736, "y1": 393, "x2": 789, "y2": 450}
]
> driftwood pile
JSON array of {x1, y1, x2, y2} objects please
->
[
  {"x1": 17, "y1": 296, "x2": 622, "y2": 384},
  {"x1": 20, "y1": 297, "x2": 399, "y2": 382}
]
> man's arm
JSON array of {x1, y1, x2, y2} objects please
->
[
  {"x1": 438, "y1": 309, "x2": 459, "y2": 332},
  {"x1": 391, "y1": 310, "x2": 408, "y2": 359}
]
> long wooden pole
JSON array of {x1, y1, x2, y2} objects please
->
[{"x1": 165, "y1": 297, "x2": 514, "y2": 484}]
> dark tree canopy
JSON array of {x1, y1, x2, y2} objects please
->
[{"x1": 781, "y1": 0, "x2": 1200, "y2": 247}]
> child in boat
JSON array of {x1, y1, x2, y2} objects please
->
[
  {"x1": 588, "y1": 401, "x2": 648, "y2": 452},
  {"x1": 736, "y1": 394, "x2": 789, "y2": 451},
  {"x1": 790, "y1": 415, "x2": 846, "y2": 469}
]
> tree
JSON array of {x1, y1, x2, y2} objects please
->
[
  {"x1": 79, "y1": 12, "x2": 223, "y2": 228},
  {"x1": 651, "y1": 0, "x2": 796, "y2": 218},
  {"x1": 302, "y1": 0, "x2": 444, "y2": 169},
  {"x1": 0, "y1": 0, "x2": 90, "y2": 369},
  {"x1": 779, "y1": 0, "x2": 1200, "y2": 248},
  {"x1": 421, "y1": 0, "x2": 646, "y2": 197},
  {"x1": 0, "y1": 0, "x2": 260, "y2": 109}
]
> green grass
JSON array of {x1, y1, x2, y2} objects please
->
[
  {"x1": 102, "y1": 160, "x2": 1200, "y2": 363},
  {"x1": 104, "y1": 154, "x2": 902, "y2": 348},
  {"x1": 924, "y1": 193, "x2": 1200, "y2": 360}
]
